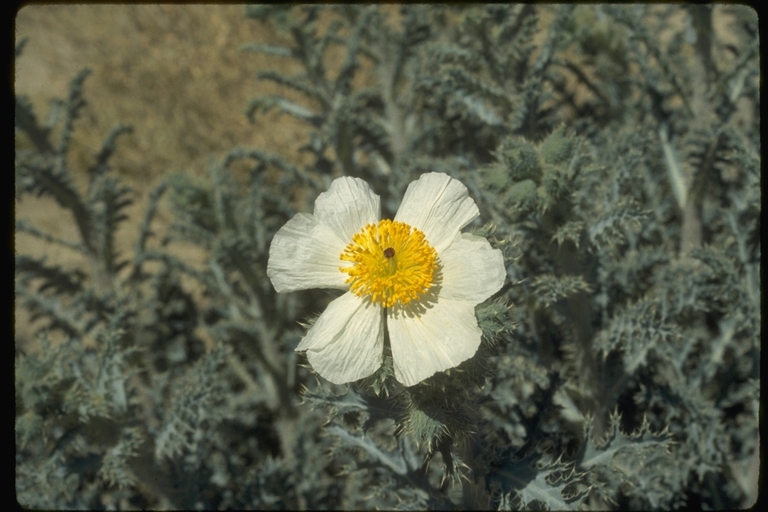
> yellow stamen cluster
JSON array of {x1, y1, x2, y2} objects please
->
[{"x1": 340, "y1": 219, "x2": 438, "y2": 308}]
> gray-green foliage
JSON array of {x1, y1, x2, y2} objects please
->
[{"x1": 16, "y1": 5, "x2": 758, "y2": 509}]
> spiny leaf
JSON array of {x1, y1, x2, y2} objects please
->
[
  {"x1": 587, "y1": 199, "x2": 647, "y2": 251},
  {"x1": 59, "y1": 68, "x2": 92, "y2": 155},
  {"x1": 327, "y1": 425, "x2": 409, "y2": 476},
  {"x1": 245, "y1": 95, "x2": 323, "y2": 126},
  {"x1": 256, "y1": 70, "x2": 330, "y2": 110},
  {"x1": 16, "y1": 255, "x2": 86, "y2": 296},
  {"x1": 594, "y1": 298, "x2": 677, "y2": 373},
  {"x1": 98, "y1": 427, "x2": 144, "y2": 488},
  {"x1": 580, "y1": 412, "x2": 671, "y2": 471},
  {"x1": 15, "y1": 220, "x2": 87, "y2": 254},
  {"x1": 490, "y1": 453, "x2": 589, "y2": 511},
  {"x1": 302, "y1": 386, "x2": 397, "y2": 432},
  {"x1": 552, "y1": 220, "x2": 585, "y2": 248},
  {"x1": 88, "y1": 124, "x2": 133, "y2": 178},
  {"x1": 579, "y1": 412, "x2": 676, "y2": 508},
  {"x1": 532, "y1": 274, "x2": 592, "y2": 307},
  {"x1": 15, "y1": 95, "x2": 54, "y2": 154}
]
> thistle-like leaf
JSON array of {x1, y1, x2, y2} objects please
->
[
  {"x1": 491, "y1": 452, "x2": 589, "y2": 511},
  {"x1": 594, "y1": 298, "x2": 677, "y2": 373},
  {"x1": 87, "y1": 123, "x2": 133, "y2": 178},
  {"x1": 16, "y1": 255, "x2": 86, "y2": 296},
  {"x1": 532, "y1": 274, "x2": 592, "y2": 308},
  {"x1": 15, "y1": 95, "x2": 55, "y2": 154},
  {"x1": 58, "y1": 68, "x2": 92, "y2": 155}
]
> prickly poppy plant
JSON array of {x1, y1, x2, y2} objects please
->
[{"x1": 15, "y1": 5, "x2": 758, "y2": 510}]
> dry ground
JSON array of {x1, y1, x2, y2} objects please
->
[{"x1": 14, "y1": 5, "x2": 314, "y2": 344}]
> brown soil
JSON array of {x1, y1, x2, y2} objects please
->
[{"x1": 14, "y1": 5, "x2": 312, "y2": 345}]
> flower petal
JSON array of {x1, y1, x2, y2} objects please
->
[
  {"x1": 315, "y1": 176, "x2": 381, "y2": 243},
  {"x1": 296, "y1": 292, "x2": 384, "y2": 384},
  {"x1": 440, "y1": 233, "x2": 506, "y2": 303},
  {"x1": 388, "y1": 298, "x2": 482, "y2": 386},
  {"x1": 267, "y1": 213, "x2": 348, "y2": 293},
  {"x1": 394, "y1": 172, "x2": 479, "y2": 253}
]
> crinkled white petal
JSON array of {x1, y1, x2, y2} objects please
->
[
  {"x1": 388, "y1": 298, "x2": 482, "y2": 386},
  {"x1": 314, "y1": 176, "x2": 381, "y2": 243},
  {"x1": 267, "y1": 213, "x2": 348, "y2": 293},
  {"x1": 394, "y1": 172, "x2": 479, "y2": 253},
  {"x1": 440, "y1": 233, "x2": 506, "y2": 303},
  {"x1": 296, "y1": 292, "x2": 384, "y2": 384}
]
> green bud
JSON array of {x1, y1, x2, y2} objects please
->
[
  {"x1": 541, "y1": 163, "x2": 568, "y2": 199},
  {"x1": 405, "y1": 406, "x2": 447, "y2": 451},
  {"x1": 480, "y1": 162, "x2": 513, "y2": 191},
  {"x1": 541, "y1": 126, "x2": 575, "y2": 165},
  {"x1": 537, "y1": 183, "x2": 549, "y2": 200},
  {"x1": 500, "y1": 138, "x2": 542, "y2": 182},
  {"x1": 506, "y1": 179, "x2": 538, "y2": 209}
]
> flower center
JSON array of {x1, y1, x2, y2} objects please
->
[{"x1": 340, "y1": 219, "x2": 438, "y2": 308}]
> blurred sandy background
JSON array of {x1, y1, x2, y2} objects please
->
[{"x1": 14, "y1": 5, "x2": 314, "y2": 343}]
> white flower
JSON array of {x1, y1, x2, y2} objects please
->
[{"x1": 267, "y1": 172, "x2": 506, "y2": 386}]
